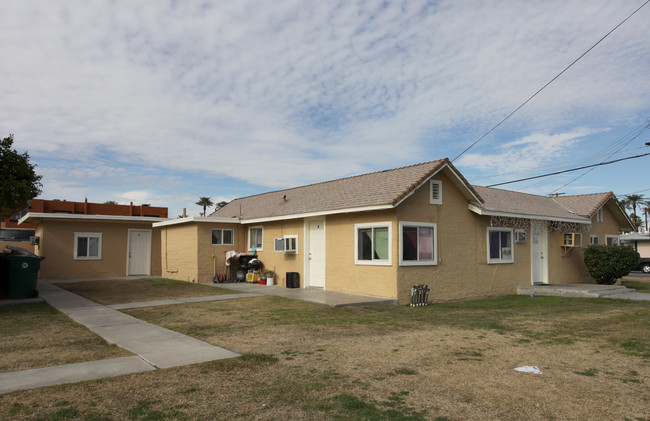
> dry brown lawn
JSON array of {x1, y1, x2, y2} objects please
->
[
  {"x1": 0, "y1": 303, "x2": 130, "y2": 372},
  {"x1": 54, "y1": 277, "x2": 240, "y2": 305},
  {"x1": 0, "y1": 288, "x2": 648, "y2": 420}
]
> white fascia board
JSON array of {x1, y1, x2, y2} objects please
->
[
  {"x1": 240, "y1": 204, "x2": 394, "y2": 224},
  {"x1": 393, "y1": 163, "x2": 482, "y2": 208},
  {"x1": 18, "y1": 212, "x2": 168, "y2": 225},
  {"x1": 468, "y1": 204, "x2": 590, "y2": 224},
  {"x1": 153, "y1": 216, "x2": 240, "y2": 228}
]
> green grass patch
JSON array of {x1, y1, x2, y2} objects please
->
[
  {"x1": 391, "y1": 368, "x2": 418, "y2": 376},
  {"x1": 238, "y1": 353, "x2": 279, "y2": 364},
  {"x1": 328, "y1": 393, "x2": 427, "y2": 420},
  {"x1": 621, "y1": 281, "x2": 650, "y2": 294},
  {"x1": 618, "y1": 339, "x2": 650, "y2": 360},
  {"x1": 574, "y1": 368, "x2": 599, "y2": 377}
]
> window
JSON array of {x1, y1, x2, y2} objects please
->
[
  {"x1": 248, "y1": 227, "x2": 263, "y2": 250},
  {"x1": 430, "y1": 180, "x2": 442, "y2": 205},
  {"x1": 212, "y1": 229, "x2": 234, "y2": 245},
  {"x1": 596, "y1": 208, "x2": 603, "y2": 222},
  {"x1": 590, "y1": 235, "x2": 599, "y2": 245},
  {"x1": 487, "y1": 228, "x2": 513, "y2": 264},
  {"x1": 606, "y1": 235, "x2": 619, "y2": 246},
  {"x1": 355, "y1": 222, "x2": 391, "y2": 265},
  {"x1": 399, "y1": 222, "x2": 437, "y2": 266},
  {"x1": 74, "y1": 232, "x2": 102, "y2": 260}
]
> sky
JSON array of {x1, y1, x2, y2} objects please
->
[{"x1": 2, "y1": 0, "x2": 649, "y2": 218}]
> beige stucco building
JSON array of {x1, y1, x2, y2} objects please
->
[
  {"x1": 19, "y1": 213, "x2": 163, "y2": 279},
  {"x1": 155, "y1": 159, "x2": 633, "y2": 304}
]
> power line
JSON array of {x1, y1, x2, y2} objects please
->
[
  {"x1": 471, "y1": 144, "x2": 648, "y2": 182},
  {"x1": 451, "y1": 0, "x2": 650, "y2": 163},
  {"x1": 547, "y1": 120, "x2": 650, "y2": 193},
  {"x1": 486, "y1": 152, "x2": 650, "y2": 187}
]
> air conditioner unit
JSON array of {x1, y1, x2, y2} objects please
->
[
  {"x1": 562, "y1": 233, "x2": 582, "y2": 247},
  {"x1": 283, "y1": 236, "x2": 297, "y2": 253},
  {"x1": 274, "y1": 236, "x2": 297, "y2": 253}
]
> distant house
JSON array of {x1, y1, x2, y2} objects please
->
[
  {"x1": 620, "y1": 232, "x2": 650, "y2": 272},
  {"x1": 155, "y1": 159, "x2": 632, "y2": 304},
  {"x1": 12, "y1": 199, "x2": 168, "y2": 279}
]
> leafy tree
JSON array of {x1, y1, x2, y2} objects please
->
[
  {"x1": 583, "y1": 245, "x2": 640, "y2": 285},
  {"x1": 104, "y1": 200, "x2": 118, "y2": 205},
  {"x1": 0, "y1": 134, "x2": 42, "y2": 221},
  {"x1": 215, "y1": 201, "x2": 229, "y2": 211},
  {"x1": 195, "y1": 196, "x2": 214, "y2": 216}
]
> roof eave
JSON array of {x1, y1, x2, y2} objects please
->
[
  {"x1": 240, "y1": 204, "x2": 394, "y2": 224},
  {"x1": 153, "y1": 216, "x2": 241, "y2": 228},
  {"x1": 19, "y1": 212, "x2": 168, "y2": 225},
  {"x1": 468, "y1": 204, "x2": 591, "y2": 224}
]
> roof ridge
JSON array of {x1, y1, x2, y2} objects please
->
[
  {"x1": 557, "y1": 192, "x2": 611, "y2": 198},
  {"x1": 227, "y1": 159, "x2": 447, "y2": 202}
]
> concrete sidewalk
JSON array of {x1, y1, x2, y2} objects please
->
[
  {"x1": 517, "y1": 283, "x2": 650, "y2": 301},
  {"x1": 213, "y1": 282, "x2": 398, "y2": 307},
  {"x1": 0, "y1": 283, "x2": 240, "y2": 395}
]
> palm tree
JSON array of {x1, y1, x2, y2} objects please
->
[
  {"x1": 624, "y1": 194, "x2": 645, "y2": 229},
  {"x1": 195, "y1": 196, "x2": 214, "y2": 216},
  {"x1": 643, "y1": 200, "x2": 650, "y2": 232}
]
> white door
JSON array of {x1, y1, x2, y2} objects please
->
[
  {"x1": 127, "y1": 230, "x2": 152, "y2": 276},
  {"x1": 531, "y1": 222, "x2": 548, "y2": 284},
  {"x1": 307, "y1": 219, "x2": 326, "y2": 288}
]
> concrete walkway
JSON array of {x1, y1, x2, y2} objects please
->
[
  {"x1": 517, "y1": 283, "x2": 650, "y2": 301},
  {"x1": 0, "y1": 283, "x2": 240, "y2": 395},
  {"x1": 213, "y1": 282, "x2": 398, "y2": 307}
]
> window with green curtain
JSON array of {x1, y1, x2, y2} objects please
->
[
  {"x1": 357, "y1": 225, "x2": 390, "y2": 262},
  {"x1": 373, "y1": 227, "x2": 389, "y2": 260}
]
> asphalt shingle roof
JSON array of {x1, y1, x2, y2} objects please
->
[
  {"x1": 213, "y1": 159, "x2": 473, "y2": 220},
  {"x1": 212, "y1": 158, "x2": 623, "y2": 226},
  {"x1": 553, "y1": 192, "x2": 612, "y2": 218},
  {"x1": 471, "y1": 186, "x2": 587, "y2": 221}
]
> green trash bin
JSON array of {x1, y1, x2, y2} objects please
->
[{"x1": 7, "y1": 254, "x2": 44, "y2": 299}]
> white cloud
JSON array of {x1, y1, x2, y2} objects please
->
[{"x1": 1, "y1": 0, "x2": 649, "y2": 203}]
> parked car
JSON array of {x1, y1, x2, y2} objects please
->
[{"x1": 638, "y1": 258, "x2": 650, "y2": 273}]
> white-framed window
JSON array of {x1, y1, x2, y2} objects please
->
[
  {"x1": 606, "y1": 235, "x2": 619, "y2": 246},
  {"x1": 74, "y1": 232, "x2": 102, "y2": 260},
  {"x1": 399, "y1": 222, "x2": 437, "y2": 266},
  {"x1": 355, "y1": 222, "x2": 391, "y2": 265},
  {"x1": 596, "y1": 208, "x2": 603, "y2": 222},
  {"x1": 248, "y1": 227, "x2": 263, "y2": 250},
  {"x1": 274, "y1": 235, "x2": 297, "y2": 253},
  {"x1": 590, "y1": 235, "x2": 599, "y2": 245},
  {"x1": 430, "y1": 180, "x2": 442, "y2": 205},
  {"x1": 212, "y1": 229, "x2": 234, "y2": 245},
  {"x1": 487, "y1": 227, "x2": 513, "y2": 264}
]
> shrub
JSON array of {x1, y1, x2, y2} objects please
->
[{"x1": 583, "y1": 245, "x2": 640, "y2": 285}]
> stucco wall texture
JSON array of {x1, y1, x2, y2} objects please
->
[
  {"x1": 159, "y1": 174, "x2": 624, "y2": 304},
  {"x1": 35, "y1": 220, "x2": 161, "y2": 279}
]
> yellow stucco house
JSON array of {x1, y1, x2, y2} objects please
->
[
  {"x1": 155, "y1": 159, "x2": 632, "y2": 304},
  {"x1": 18, "y1": 214, "x2": 164, "y2": 279}
]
